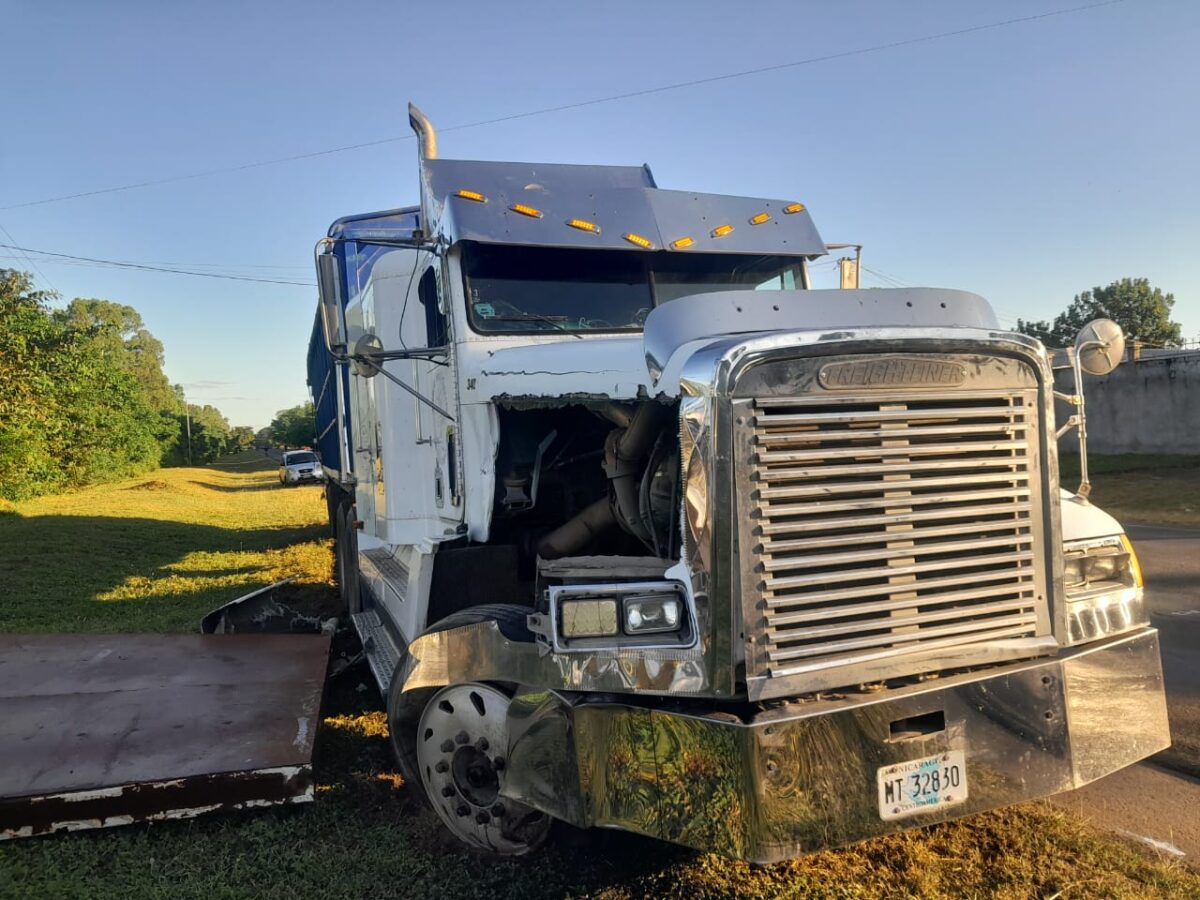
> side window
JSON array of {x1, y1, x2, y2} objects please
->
[{"x1": 419, "y1": 266, "x2": 448, "y2": 347}]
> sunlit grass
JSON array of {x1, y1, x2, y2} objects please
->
[
  {"x1": 1062, "y1": 454, "x2": 1200, "y2": 526},
  {"x1": 0, "y1": 451, "x2": 332, "y2": 632}
]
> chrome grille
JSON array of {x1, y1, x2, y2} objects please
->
[{"x1": 740, "y1": 387, "x2": 1049, "y2": 687}]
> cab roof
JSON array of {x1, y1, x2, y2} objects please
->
[
  {"x1": 327, "y1": 158, "x2": 827, "y2": 258},
  {"x1": 421, "y1": 157, "x2": 826, "y2": 257}
]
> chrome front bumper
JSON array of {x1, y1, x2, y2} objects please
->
[{"x1": 504, "y1": 629, "x2": 1169, "y2": 863}]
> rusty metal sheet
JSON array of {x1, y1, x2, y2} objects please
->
[{"x1": 0, "y1": 633, "x2": 329, "y2": 839}]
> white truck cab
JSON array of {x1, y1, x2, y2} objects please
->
[{"x1": 305, "y1": 104, "x2": 1169, "y2": 862}]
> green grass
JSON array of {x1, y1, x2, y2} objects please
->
[
  {"x1": 1, "y1": 455, "x2": 1198, "y2": 898},
  {"x1": 1061, "y1": 454, "x2": 1200, "y2": 526},
  {"x1": 0, "y1": 451, "x2": 332, "y2": 632}
]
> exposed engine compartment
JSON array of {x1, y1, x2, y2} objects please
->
[{"x1": 488, "y1": 400, "x2": 680, "y2": 581}]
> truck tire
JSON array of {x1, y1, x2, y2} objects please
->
[
  {"x1": 423, "y1": 603, "x2": 536, "y2": 642},
  {"x1": 386, "y1": 605, "x2": 550, "y2": 856},
  {"x1": 386, "y1": 604, "x2": 536, "y2": 783},
  {"x1": 333, "y1": 500, "x2": 361, "y2": 615},
  {"x1": 323, "y1": 485, "x2": 340, "y2": 539}
]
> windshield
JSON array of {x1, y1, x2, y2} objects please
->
[
  {"x1": 285, "y1": 452, "x2": 318, "y2": 465},
  {"x1": 462, "y1": 243, "x2": 806, "y2": 335}
]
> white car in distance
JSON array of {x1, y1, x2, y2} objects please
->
[{"x1": 278, "y1": 450, "x2": 324, "y2": 486}]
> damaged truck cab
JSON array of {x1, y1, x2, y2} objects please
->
[{"x1": 307, "y1": 104, "x2": 1170, "y2": 862}]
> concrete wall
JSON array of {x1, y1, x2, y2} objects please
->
[{"x1": 1054, "y1": 351, "x2": 1200, "y2": 454}]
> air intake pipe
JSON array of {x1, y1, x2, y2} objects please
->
[
  {"x1": 603, "y1": 402, "x2": 668, "y2": 546},
  {"x1": 408, "y1": 103, "x2": 438, "y2": 161},
  {"x1": 536, "y1": 402, "x2": 668, "y2": 559}
]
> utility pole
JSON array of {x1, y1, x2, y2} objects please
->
[{"x1": 185, "y1": 401, "x2": 193, "y2": 466}]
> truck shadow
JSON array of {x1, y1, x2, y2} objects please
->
[
  {"x1": 0, "y1": 513, "x2": 332, "y2": 633},
  {"x1": 186, "y1": 478, "x2": 301, "y2": 494}
]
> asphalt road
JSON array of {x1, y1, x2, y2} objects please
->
[{"x1": 1050, "y1": 522, "x2": 1200, "y2": 859}]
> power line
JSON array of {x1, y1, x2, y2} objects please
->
[
  {"x1": 0, "y1": 253, "x2": 309, "y2": 275},
  {"x1": 860, "y1": 265, "x2": 911, "y2": 289},
  {"x1": 0, "y1": 224, "x2": 61, "y2": 295},
  {"x1": 1, "y1": 0, "x2": 1126, "y2": 213},
  {"x1": 0, "y1": 242, "x2": 314, "y2": 287}
]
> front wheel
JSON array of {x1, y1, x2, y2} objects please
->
[{"x1": 411, "y1": 682, "x2": 551, "y2": 855}]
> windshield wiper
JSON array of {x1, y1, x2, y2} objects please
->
[{"x1": 481, "y1": 313, "x2": 584, "y2": 339}]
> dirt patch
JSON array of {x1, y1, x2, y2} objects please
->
[{"x1": 124, "y1": 479, "x2": 170, "y2": 492}]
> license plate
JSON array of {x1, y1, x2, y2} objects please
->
[{"x1": 877, "y1": 750, "x2": 968, "y2": 821}]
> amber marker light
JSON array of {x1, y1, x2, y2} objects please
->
[
  {"x1": 567, "y1": 218, "x2": 601, "y2": 234},
  {"x1": 711, "y1": 224, "x2": 734, "y2": 238},
  {"x1": 454, "y1": 189, "x2": 487, "y2": 203},
  {"x1": 623, "y1": 232, "x2": 654, "y2": 249},
  {"x1": 749, "y1": 212, "x2": 771, "y2": 225},
  {"x1": 670, "y1": 236, "x2": 695, "y2": 249},
  {"x1": 1120, "y1": 533, "x2": 1145, "y2": 588},
  {"x1": 783, "y1": 203, "x2": 806, "y2": 214},
  {"x1": 510, "y1": 203, "x2": 543, "y2": 218}
]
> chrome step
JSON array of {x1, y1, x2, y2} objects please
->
[{"x1": 351, "y1": 609, "x2": 404, "y2": 694}]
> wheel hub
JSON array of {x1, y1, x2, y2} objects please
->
[
  {"x1": 451, "y1": 745, "x2": 499, "y2": 807},
  {"x1": 415, "y1": 682, "x2": 549, "y2": 854}
]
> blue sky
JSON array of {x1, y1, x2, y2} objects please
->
[{"x1": 3, "y1": 0, "x2": 1197, "y2": 428}]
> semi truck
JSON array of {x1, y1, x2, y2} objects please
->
[{"x1": 305, "y1": 104, "x2": 1170, "y2": 862}]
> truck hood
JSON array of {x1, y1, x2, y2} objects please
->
[
  {"x1": 1060, "y1": 489, "x2": 1124, "y2": 542},
  {"x1": 644, "y1": 288, "x2": 1000, "y2": 385}
]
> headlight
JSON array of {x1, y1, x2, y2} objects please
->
[
  {"x1": 624, "y1": 593, "x2": 682, "y2": 634},
  {"x1": 1062, "y1": 533, "x2": 1145, "y2": 645},
  {"x1": 560, "y1": 598, "x2": 619, "y2": 638},
  {"x1": 552, "y1": 583, "x2": 690, "y2": 650}
]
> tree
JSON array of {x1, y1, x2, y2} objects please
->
[
  {"x1": 0, "y1": 271, "x2": 165, "y2": 499},
  {"x1": 1018, "y1": 278, "x2": 1182, "y2": 348},
  {"x1": 167, "y1": 403, "x2": 231, "y2": 466},
  {"x1": 0, "y1": 270, "x2": 70, "y2": 495},
  {"x1": 268, "y1": 402, "x2": 317, "y2": 448},
  {"x1": 54, "y1": 299, "x2": 179, "y2": 413},
  {"x1": 229, "y1": 426, "x2": 256, "y2": 451}
]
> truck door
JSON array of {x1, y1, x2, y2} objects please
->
[
  {"x1": 412, "y1": 263, "x2": 460, "y2": 524},
  {"x1": 367, "y1": 249, "x2": 461, "y2": 544}
]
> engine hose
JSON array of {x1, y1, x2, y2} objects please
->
[{"x1": 536, "y1": 497, "x2": 616, "y2": 560}]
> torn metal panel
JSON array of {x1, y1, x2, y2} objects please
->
[
  {"x1": 464, "y1": 335, "x2": 650, "y2": 402},
  {"x1": 0, "y1": 633, "x2": 329, "y2": 840},
  {"x1": 200, "y1": 577, "x2": 331, "y2": 635}
]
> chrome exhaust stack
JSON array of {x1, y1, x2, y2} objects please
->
[{"x1": 408, "y1": 102, "x2": 438, "y2": 161}]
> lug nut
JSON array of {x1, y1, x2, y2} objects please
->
[
  {"x1": 492, "y1": 756, "x2": 505, "y2": 771},
  {"x1": 456, "y1": 804, "x2": 470, "y2": 817},
  {"x1": 475, "y1": 737, "x2": 489, "y2": 752},
  {"x1": 475, "y1": 811, "x2": 491, "y2": 825},
  {"x1": 435, "y1": 760, "x2": 449, "y2": 774},
  {"x1": 441, "y1": 785, "x2": 456, "y2": 798},
  {"x1": 455, "y1": 731, "x2": 470, "y2": 745},
  {"x1": 440, "y1": 739, "x2": 455, "y2": 753},
  {"x1": 491, "y1": 803, "x2": 506, "y2": 817}
]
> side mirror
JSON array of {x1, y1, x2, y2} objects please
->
[
  {"x1": 351, "y1": 333, "x2": 383, "y2": 378},
  {"x1": 316, "y1": 252, "x2": 347, "y2": 357},
  {"x1": 1075, "y1": 318, "x2": 1125, "y2": 376}
]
